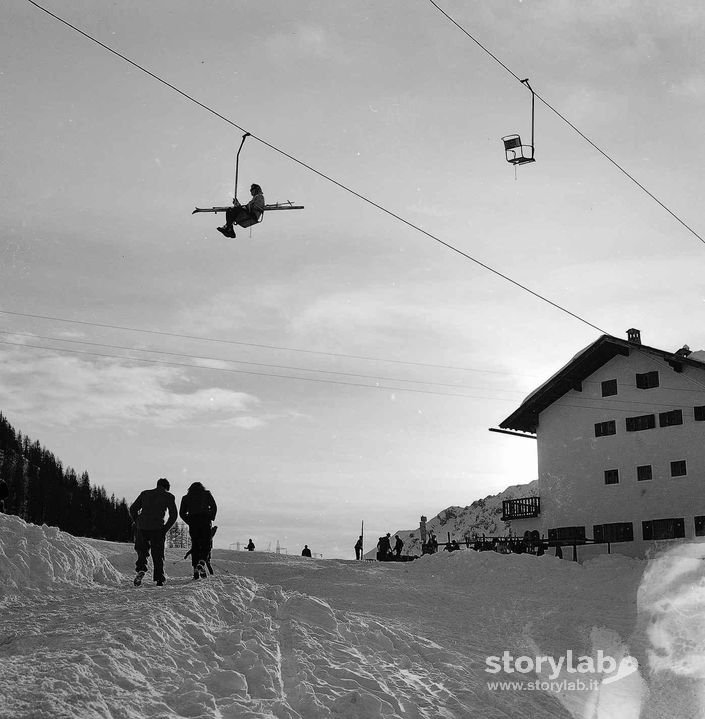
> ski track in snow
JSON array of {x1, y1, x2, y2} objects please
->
[{"x1": 1, "y1": 513, "x2": 671, "y2": 718}]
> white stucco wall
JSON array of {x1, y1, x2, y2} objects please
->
[{"x1": 535, "y1": 350, "x2": 705, "y2": 557}]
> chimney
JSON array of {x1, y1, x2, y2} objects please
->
[{"x1": 627, "y1": 328, "x2": 641, "y2": 345}]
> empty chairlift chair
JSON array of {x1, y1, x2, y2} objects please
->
[
  {"x1": 501, "y1": 79, "x2": 536, "y2": 167},
  {"x1": 501, "y1": 134, "x2": 534, "y2": 165}
]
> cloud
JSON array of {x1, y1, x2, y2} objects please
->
[
  {"x1": 264, "y1": 23, "x2": 347, "y2": 64},
  {"x1": 0, "y1": 340, "x2": 261, "y2": 429},
  {"x1": 669, "y1": 76, "x2": 705, "y2": 102}
]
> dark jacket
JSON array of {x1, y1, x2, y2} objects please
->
[
  {"x1": 179, "y1": 489, "x2": 217, "y2": 525},
  {"x1": 130, "y1": 487, "x2": 178, "y2": 532}
]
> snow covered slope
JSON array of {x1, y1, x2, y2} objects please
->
[{"x1": 2, "y1": 512, "x2": 705, "y2": 718}]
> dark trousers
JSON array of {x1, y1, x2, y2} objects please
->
[
  {"x1": 188, "y1": 518, "x2": 212, "y2": 567},
  {"x1": 225, "y1": 206, "x2": 258, "y2": 229},
  {"x1": 355, "y1": 547, "x2": 362, "y2": 560},
  {"x1": 135, "y1": 528, "x2": 166, "y2": 581}
]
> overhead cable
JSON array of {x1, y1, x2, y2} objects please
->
[
  {"x1": 3, "y1": 339, "x2": 704, "y2": 413},
  {"x1": 0, "y1": 308, "x2": 531, "y2": 376},
  {"x1": 0, "y1": 339, "x2": 515, "y2": 401},
  {"x1": 0, "y1": 330, "x2": 524, "y2": 393},
  {"x1": 24, "y1": 0, "x2": 606, "y2": 337},
  {"x1": 426, "y1": 0, "x2": 705, "y2": 246}
]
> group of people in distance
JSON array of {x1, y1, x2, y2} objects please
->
[
  {"x1": 374, "y1": 532, "x2": 405, "y2": 561},
  {"x1": 130, "y1": 477, "x2": 217, "y2": 587},
  {"x1": 131, "y1": 477, "x2": 427, "y2": 580}
]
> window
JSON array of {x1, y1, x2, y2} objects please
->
[
  {"x1": 659, "y1": 409, "x2": 683, "y2": 427},
  {"x1": 548, "y1": 526, "x2": 586, "y2": 543},
  {"x1": 636, "y1": 371, "x2": 659, "y2": 389},
  {"x1": 594, "y1": 420, "x2": 616, "y2": 437},
  {"x1": 695, "y1": 406, "x2": 705, "y2": 421},
  {"x1": 593, "y1": 522, "x2": 634, "y2": 543},
  {"x1": 601, "y1": 379, "x2": 618, "y2": 397},
  {"x1": 626, "y1": 414, "x2": 656, "y2": 432},
  {"x1": 637, "y1": 465, "x2": 653, "y2": 481},
  {"x1": 643, "y1": 518, "x2": 685, "y2": 541},
  {"x1": 604, "y1": 469, "x2": 619, "y2": 485},
  {"x1": 670, "y1": 460, "x2": 687, "y2": 477},
  {"x1": 695, "y1": 516, "x2": 705, "y2": 537}
]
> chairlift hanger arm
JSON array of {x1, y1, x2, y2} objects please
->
[
  {"x1": 234, "y1": 132, "x2": 250, "y2": 202},
  {"x1": 501, "y1": 77, "x2": 536, "y2": 165},
  {"x1": 521, "y1": 79, "x2": 535, "y2": 153}
]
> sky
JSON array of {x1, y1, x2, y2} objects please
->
[
  {"x1": 1, "y1": 0, "x2": 705, "y2": 558},
  {"x1": 6, "y1": 512, "x2": 705, "y2": 718}
]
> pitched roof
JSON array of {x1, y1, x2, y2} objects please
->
[{"x1": 499, "y1": 334, "x2": 705, "y2": 434}]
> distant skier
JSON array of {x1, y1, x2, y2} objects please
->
[
  {"x1": 129, "y1": 477, "x2": 178, "y2": 587},
  {"x1": 301, "y1": 545, "x2": 312, "y2": 557},
  {"x1": 394, "y1": 534, "x2": 404, "y2": 559},
  {"x1": 428, "y1": 531, "x2": 438, "y2": 554},
  {"x1": 354, "y1": 535, "x2": 363, "y2": 560},
  {"x1": 246, "y1": 538, "x2": 255, "y2": 551},
  {"x1": 179, "y1": 482, "x2": 218, "y2": 580}
]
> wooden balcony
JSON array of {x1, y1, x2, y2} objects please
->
[{"x1": 501, "y1": 496, "x2": 540, "y2": 521}]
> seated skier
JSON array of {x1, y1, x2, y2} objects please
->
[{"x1": 217, "y1": 183, "x2": 265, "y2": 238}]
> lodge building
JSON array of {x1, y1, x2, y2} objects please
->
[{"x1": 499, "y1": 329, "x2": 705, "y2": 558}]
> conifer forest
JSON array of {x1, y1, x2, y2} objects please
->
[{"x1": 0, "y1": 412, "x2": 133, "y2": 541}]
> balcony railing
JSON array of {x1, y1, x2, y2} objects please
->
[{"x1": 502, "y1": 496, "x2": 540, "y2": 521}]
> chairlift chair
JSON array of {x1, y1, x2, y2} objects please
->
[
  {"x1": 192, "y1": 132, "x2": 304, "y2": 229},
  {"x1": 501, "y1": 79, "x2": 536, "y2": 166},
  {"x1": 502, "y1": 134, "x2": 534, "y2": 165}
]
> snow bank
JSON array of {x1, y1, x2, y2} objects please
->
[
  {"x1": 0, "y1": 513, "x2": 122, "y2": 594},
  {"x1": 0, "y1": 562, "x2": 485, "y2": 718},
  {"x1": 7, "y1": 515, "x2": 703, "y2": 718},
  {"x1": 0, "y1": 524, "x2": 494, "y2": 719}
]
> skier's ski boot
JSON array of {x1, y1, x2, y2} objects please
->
[
  {"x1": 197, "y1": 560, "x2": 207, "y2": 579},
  {"x1": 133, "y1": 570, "x2": 146, "y2": 587}
]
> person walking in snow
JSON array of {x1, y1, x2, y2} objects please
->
[
  {"x1": 179, "y1": 482, "x2": 218, "y2": 580},
  {"x1": 377, "y1": 533, "x2": 392, "y2": 561},
  {"x1": 394, "y1": 534, "x2": 404, "y2": 559},
  {"x1": 184, "y1": 525, "x2": 218, "y2": 575},
  {"x1": 354, "y1": 535, "x2": 363, "y2": 560},
  {"x1": 130, "y1": 477, "x2": 178, "y2": 587},
  {"x1": 246, "y1": 538, "x2": 255, "y2": 551},
  {"x1": 301, "y1": 545, "x2": 312, "y2": 557}
]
